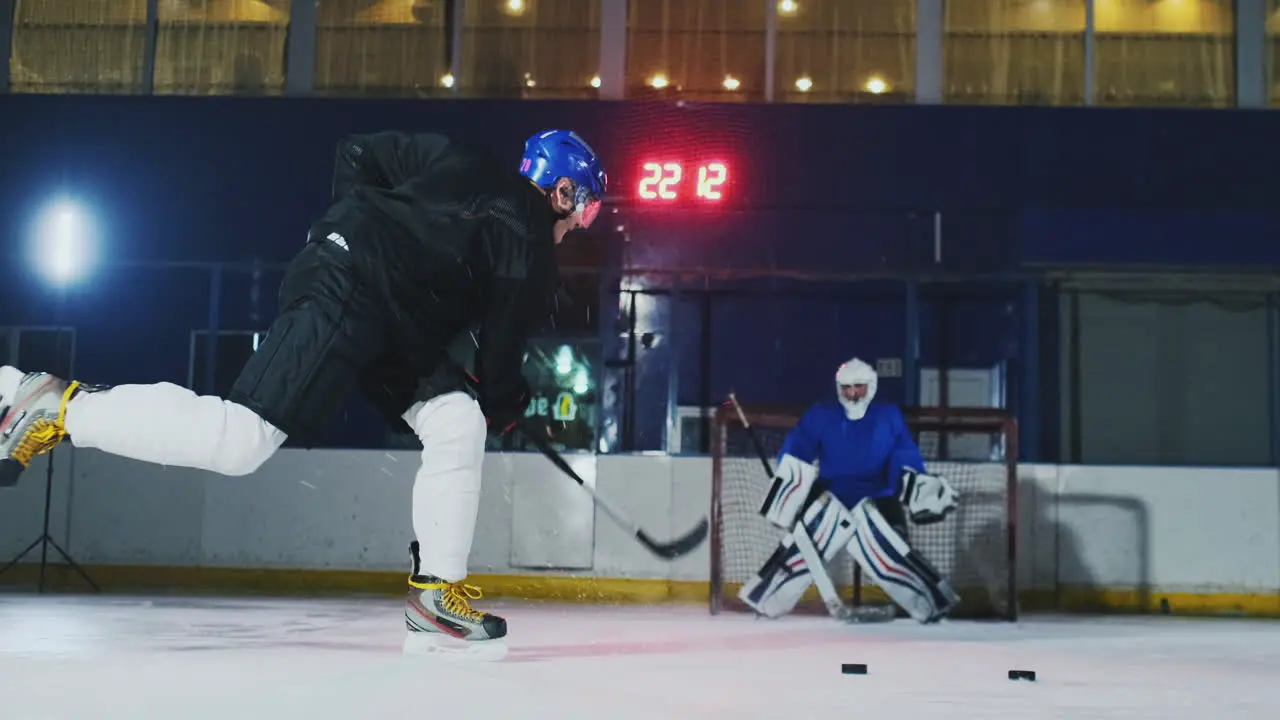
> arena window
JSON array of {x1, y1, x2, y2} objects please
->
[
  {"x1": 9, "y1": 0, "x2": 148, "y2": 94},
  {"x1": 775, "y1": 0, "x2": 916, "y2": 104},
  {"x1": 313, "y1": 0, "x2": 449, "y2": 98},
  {"x1": 626, "y1": 0, "x2": 767, "y2": 102},
  {"x1": 1094, "y1": 0, "x2": 1235, "y2": 108},
  {"x1": 153, "y1": 0, "x2": 291, "y2": 96},
  {"x1": 944, "y1": 0, "x2": 1086, "y2": 106},
  {"x1": 461, "y1": 0, "x2": 601, "y2": 99},
  {"x1": 1268, "y1": 0, "x2": 1280, "y2": 106}
]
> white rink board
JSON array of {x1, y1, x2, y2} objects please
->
[{"x1": 0, "y1": 448, "x2": 1278, "y2": 600}]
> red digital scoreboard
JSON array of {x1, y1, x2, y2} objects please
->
[{"x1": 635, "y1": 159, "x2": 730, "y2": 203}]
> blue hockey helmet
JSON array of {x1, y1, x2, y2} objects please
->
[{"x1": 519, "y1": 129, "x2": 607, "y2": 228}]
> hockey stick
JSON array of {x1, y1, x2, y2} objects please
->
[
  {"x1": 460, "y1": 371, "x2": 708, "y2": 560},
  {"x1": 727, "y1": 391, "x2": 774, "y2": 478},
  {"x1": 518, "y1": 421, "x2": 708, "y2": 559},
  {"x1": 725, "y1": 391, "x2": 895, "y2": 623},
  {"x1": 792, "y1": 526, "x2": 862, "y2": 621}
]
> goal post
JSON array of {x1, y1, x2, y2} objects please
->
[{"x1": 709, "y1": 402, "x2": 1018, "y2": 621}]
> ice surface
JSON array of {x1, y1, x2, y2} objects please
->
[{"x1": 1, "y1": 594, "x2": 1279, "y2": 719}]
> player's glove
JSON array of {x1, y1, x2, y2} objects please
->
[
  {"x1": 479, "y1": 379, "x2": 531, "y2": 435},
  {"x1": 899, "y1": 468, "x2": 959, "y2": 525}
]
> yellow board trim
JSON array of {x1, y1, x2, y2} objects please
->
[
  {"x1": 1, "y1": 563, "x2": 1277, "y2": 618},
  {"x1": 1019, "y1": 587, "x2": 1280, "y2": 618}
]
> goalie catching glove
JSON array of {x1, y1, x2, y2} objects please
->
[{"x1": 899, "y1": 468, "x2": 958, "y2": 525}]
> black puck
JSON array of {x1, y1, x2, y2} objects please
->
[
  {"x1": 1008, "y1": 670, "x2": 1036, "y2": 681},
  {"x1": 841, "y1": 663, "x2": 867, "y2": 675}
]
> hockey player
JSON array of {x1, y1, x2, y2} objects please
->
[
  {"x1": 739, "y1": 357, "x2": 962, "y2": 623},
  {"x1": 0, "y1": 129, "x2": 607, "y2": 656}
]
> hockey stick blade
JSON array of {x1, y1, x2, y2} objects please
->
[
  {"x1": 638, "y1": 518, "x2": 709, "y2": 559},
  {"x1": 838, "y1": 604, "x2": 897, "y2": 624},
  {"x1": 518, "y1": 420, "x2": 708, "y2": 561},
  {"x1": 452, "y1": 367, "x2": 707, "y2": 561}
]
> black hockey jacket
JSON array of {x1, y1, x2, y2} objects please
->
[{"x1": 320, "y1": 131, "x2": 558, "y2": 410}]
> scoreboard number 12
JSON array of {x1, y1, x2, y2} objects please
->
[{"x1": 637, "y1": 161, "x2": 730, "y2": 202}]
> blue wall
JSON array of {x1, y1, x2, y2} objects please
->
[
  {"x1": 3, "y1": 95, "x2": 1279, "y2": 269},
  {"x1": 1, "y1": 94, "x2": 1277, "y2": 456}
]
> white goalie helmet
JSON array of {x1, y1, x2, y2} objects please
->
[{"x1": 834, "y1": 357, "x2": 877, "y2": 420}]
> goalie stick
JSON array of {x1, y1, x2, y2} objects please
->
[
  {"x1": 726, "y1": 392, "x2": 894, "y2": 623},
  {"x1": 459, "y1": 370, "x2": 708, "y2": 560}
]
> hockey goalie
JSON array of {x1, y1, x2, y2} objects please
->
[{"x1": 738, "y1": 357, "x2": 962, "y2": 624}]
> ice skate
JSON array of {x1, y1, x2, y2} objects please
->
[
  {"x1": 402, "y1": 542, "x2": 508, "y2": 661},
  {"x1": 0, "y1": 373, "x2": 81, "y2": 487}
]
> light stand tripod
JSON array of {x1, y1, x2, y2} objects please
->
[
  {"x1": 0, "y1": 216, "x2": 102, "y2": 592},
  {"x1": 0, "y1": 447, "x2": 99, "y2": 593}
]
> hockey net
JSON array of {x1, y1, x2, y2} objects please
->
[{"x1": 710, "y1": 404, "x2": 1018, "y2": 621}]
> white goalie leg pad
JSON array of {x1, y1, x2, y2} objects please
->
[
  {"x1": 792, "y1": 527, "x2": 848, "y2": 620},
  {"x1": 739, "y1": 492, "x2": 856, "y2": 618},
  {"x1": 847, "y1": 499, "x2": 961, "y2": 623},
  {"x1": 758, "y1": 454, "x2": 819, "y2": 529}
]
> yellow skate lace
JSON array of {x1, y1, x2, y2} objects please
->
[
  {"x1": 11, "y1": 381, "x2": 79, "y2": 466},
  {"x1": 409, "y1": 578, "x2": 487, "y2": 623}
]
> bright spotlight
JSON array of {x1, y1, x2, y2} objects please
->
[
  {"x1": 572, "y1": 368, "x2": 590, "y2": 395},
  {"x1": 29, "y1": 197, "x2": 97, "y2": 289},
  {"x1": 554, "y1": 345, "x2": 574, "y2": 375}
]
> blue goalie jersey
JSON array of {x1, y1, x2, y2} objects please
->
[{"x1": 777, "y1": 400, "x2": 925, "y2": 510}]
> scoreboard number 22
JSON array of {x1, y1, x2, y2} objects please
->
[{"x1": 637, "y1": 161, "x2": 729, "y2": 202}]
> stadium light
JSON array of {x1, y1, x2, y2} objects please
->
[
  {"x1": 572, "y1": 368, "x2": 590, "y2": 395},
  {"x1": 554, "y1": 345, "x2": 574, "y2": 375},
  {"x1": 28, "y1": 196, "x2": 98, "y2": 289}
]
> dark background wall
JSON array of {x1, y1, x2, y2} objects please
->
[{"x1": 1, "y1": 94, "x2": 1278, "y2": 463}]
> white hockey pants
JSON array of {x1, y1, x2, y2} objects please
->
[{"x1": 0, "y1": 369, "x2": 486, "y2": 583}]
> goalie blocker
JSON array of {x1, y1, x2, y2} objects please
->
[{"x1": 738, "y1": 455, "x2": 960, "y2": 623}]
